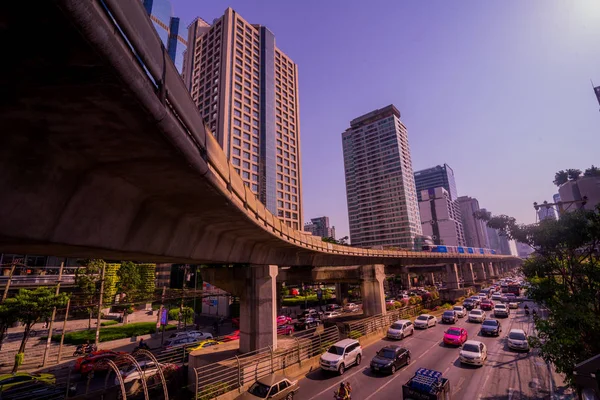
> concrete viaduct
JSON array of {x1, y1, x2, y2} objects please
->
[{"x1": 0, "y1": 0, "x2": 520, "y2": 352}]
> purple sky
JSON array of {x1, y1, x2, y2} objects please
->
[{"x1": 173, "y1": 0, "x2": 600, "y2": 239}]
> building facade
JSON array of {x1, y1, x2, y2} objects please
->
[
  {"x1": 304, "y1": 216, "x2": 335, "y2": 239},
  {"x1": 418, "y1": 187, "x2": 465, "y2": 246},
  {"x1": 457, "y1": 196, "x2": 490, "y2": 249},
  {"x1": 183, "y1": 9, "x2": 302, "y2": 229},
  {"x1": 342, "y1": 105, "x2": 422, "y2": 249},
  {"x1": 537, "y1": 205, "x2": 557, "y2": 221},
  {"x1": 414, "y1": 164, "x2": 458, "y2": 202},
  {"x1": 142, "y1": 0, "x2": 187, "y2": 72},
  {"x1": 557, "y1": 177, "x2": 600, "y2": 215}
]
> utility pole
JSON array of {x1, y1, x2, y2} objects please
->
[
  {"x1": 94, "y1": 264, "x2": 106, "y2": 347},
  {"x1": 42, "y1": 262, "x2": 64, "y2": 367},
  {"x1": 534, "y1": 197, "x2": 588, "y2": 219},
  {"x1": 56, "y1": 298, "x2": 70, "y2": 363},
  {"x1": 1, "y1": 259, "x2": 21, "y2": 303}
]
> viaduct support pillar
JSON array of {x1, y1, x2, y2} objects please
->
[
  {"x1": 429, "y1": 273, "x2": 436, "y2": 286},
  {"x1": 474, "y1": 263, "x2": 487, "y2": 282},
  {"x1": 360, "y1": 265, "x2": 386, "y2": 317},
  {"x1": 399, "y1": 267, "x2": 411, "y2": 290},
  {"x1": 335, "y1": 283, "x2": 350, "y2": 306},
  {"x1": 487, "y1": 262, "x2": 495, "y2": 279},
  {"x1": 445, "y1": 264, "x2": 460, "y2": 290},
  {"x1": 461, "y1": 263, "x2": 475, "y2": 286}
]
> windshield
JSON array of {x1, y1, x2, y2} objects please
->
[
  {"x1": 471, "y1": 310, "x2": 482, "y2": 315},
  {"x1": 509, "y1": 332, "x2": 527, "y2": 340},
  {"x1": 327, "y1": 345, "x2": 345, "y2": 355},
  {"x1": 453, "y1": 307, "x2": 462, "y2": 311},
  {"x1": 416, "y1": 315, "x2": 428, "y2": 321},
  {"x1": 495, "y1": 305, "x2": 506, "y2": 309},
  {"x1": 482, "y1": 321, "x2": 497, "y2": 327},
  {"x1": 248, "y1": 382, "x2": 271, "y2": 398},
  {"x1": 447, "y1": 328, "x2": 461, "y2": 336},
  {"x1": 462, "y1": 344, "x2": 480, "y2": 353},
  {"x1": 378, "y1": 349, "x2": 396, "y2": 359},
  {"x1": 391, "y1": 323, "x2": 404, "y2": 329},
  {"x1": 443, "y1": 311, "x2": 454, "y2": 316}
]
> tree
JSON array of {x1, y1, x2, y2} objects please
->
[
  {"x1": 0, "y1": 303, "x2": 18, "y2": 351},
  {"x1": 75, "y1": 259, "x2": 105, "y2": 330},
  {"x1": 566, "y1": 168, "x2": 581, "y2": 181},
  {"x1": 476, "y1": 207, "x2": 600, "y2": 386},
  {"x1": 553, "y1": 170, "x2": 569, "y2": 186},
  {"x1": 117, "y1": 261, "x2": 142, "y2": 324},
  {"x1": 322, "y1": 236, "x2": 349, "y2": 245},
  {"x1": 584, "y1": 165, "x2": 600, "y2": 178},
  {"x1": 5, "y1": 288, "x2": 69, "y2": 373}
]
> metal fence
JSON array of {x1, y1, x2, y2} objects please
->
[{"x1": 193, "y1": 325, "x2": 341, "y2": 400}]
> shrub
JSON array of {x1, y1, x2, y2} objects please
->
[
  {"x1": 197, "y1": 382, "x2": 230, "y2": 400},
  {"x1": 320, "y1": 340, "x2": 336, "y2": 353},
  {"x1": 168, "y1": 307, "x2": 194, "y2": 324},
  {"x1": 348, "y1": 330, "x2": 362, "y2": 339},
  {"x1": 408, "y1": 297, "x2": 417, "y2": 306},
  {"x1": 414, "y1": 296, "x2": 423, "y2": 304},
  {"x1": 47, "y1": 322, "x2": 175, "y2": 345},
  {"x1": 100, "y1": 320, "x2": 119, "y2": 327},
  {"x1": 421, "y1": 309, "x2": 430, "y2": 314}
]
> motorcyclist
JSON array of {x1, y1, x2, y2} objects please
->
[
  {"x1": 138, "y1": 338, "x2": 149, "y2": 350},
  {"x1": 335, "y1": 382, "x2": 350, "y2": 399}
]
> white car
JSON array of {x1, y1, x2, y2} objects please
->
[
  {"x1": 414, "y1": 314, "x2": 437, "y2": 329},
  {"x1": 387, "y1": 319, "x2": 414, "y2": 340},
  {"x1": 494, "y1": 303, "x2": 510, "y2": 318},
  {"x1": 508, "y1": 302, "x2": 519, "y2": 309},
  {"x1": 468, "y1": 309, "x2": 486, "y2": 323},
  {"x1": 320, "y1": 339, "x2": 362, "y2": 375},
  {"x1": 453, "y1": 306, "x2": 466, "y2": 318},
  {"x1": 459, "y1": 340, "x2": 488, "y2": 366},
  {"x1": 324, "y1": 311, "x2": 342, "y2": 319},
  {"x1": 169, "y1": 330, "x2": 213, "y2": 341},
  {"x1": 344, "y1": 303, "x2": 359, "y2": 312},
  {"x1": 507, "y1": 329, "x2": 530, "y2": 351},
  {"x1": 116, "y1": 361, "x2": 169, "y2": 385},
  {"x1": 491, "y1": 294, "x2": 503, "y2": 301}
]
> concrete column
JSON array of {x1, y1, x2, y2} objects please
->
[
  {"x1": 474, "y1": 263, "x2": 487, "y2": 281},
  {"x1": 486, "y1": 262, "x2": 495, "y2": 279},
  {"x1": 276, "y1": 281, "x2": 283, "y2": 314},
  {"x1": 335, "y1": 283, "x2": 350, "y2": 305},
  {"x1": 360, "y1": 265, "x2": 386, "y2": 317},
  {"x1": 445, "y1": 264, "x2": 460, "y2": 289},
  {"x1": 429, "y1": 273, "x2": 435, "y2": 286},
  {"x1": 399, "y1": 268, "x2": 412, "y2": 290},
  {"x1": 461, "y1": 263, "x2": 475, "y2": 285},
  {"x1": 239, "y1": 265, "x2": 278, "y2": 353}
]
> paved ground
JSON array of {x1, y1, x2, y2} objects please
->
[{"x1": 297, "y1": 301, "x2": 573, "y2": 400}]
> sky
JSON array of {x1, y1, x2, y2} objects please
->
[{"x1": 172, "y1": 0, "x2": 600, "y2": 239}]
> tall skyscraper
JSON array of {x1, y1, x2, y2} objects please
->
[
  {"x1": 414, "y1": 164, "x2": 458, "y2": 202},
  {"x1": 183, "y1": 9, "x2": 303, "y2": 229},
  {"x1": 304, "y1": 216, "x2": 335, "y2": 239},
  {"x1": 142, "y1": 0, "x2": 187, "y2": 72},
  {"x1": 457, "y1": 196, "x2": 490, "y2": 248},
  {"x1": 342, "y1": 105, "x2": 422, "y2": 248},
  {"x1": 419, "y1": 187, "x2": 465, "y2": 246}
]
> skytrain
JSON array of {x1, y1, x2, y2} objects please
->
[{"x1": 421, "y1": 245, "x2": 497, "y2": 255}]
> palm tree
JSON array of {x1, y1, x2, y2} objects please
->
[
  {"x1": 584, "y1": 165, "x2": 600, "y2": 177},
  {"x1": 566, "y1": 168, "x2": 582, "y2": 181},
  {"x1": 553, "y1": 170, "x2": 568, "y2": 186}
]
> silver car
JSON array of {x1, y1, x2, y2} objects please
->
[
  {"x1": 387, "y1": 319, "x2": 414, "y2": 340},
  {"x1": 320, "y1": 339, "x2": 362, "y2": 375}
]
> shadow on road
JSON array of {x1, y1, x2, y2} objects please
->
[{"x1": 452, "y1": 358, "x2": 482, "y2": 370}]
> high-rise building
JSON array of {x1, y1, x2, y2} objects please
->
[
  {"x1": 142, "y1": 0, "x2": 187, "y2": 72},
  {"x1": 558, "y1": 176, "x2": 600, "y2": 214},
  {"x1": 537, "y1": 205, "x2": 557, "y2": 221},
  {"x1": 418, "y1": 187, "x2": 465, "y2": 246},
  {"x1": 183, "y1": 9, "x2": 303, "y2": 229},
  {"x1": 480, "y1": 208, "x2": 512, "y2": 255},
  {"x1": 304, "y1": 216, "x2": 335, "y2": 239},
  {"x1": 414, "y1": 164, "x2": 458, "y2": 201},
  {"x1": 457, "y1": 196, "x2": 490, "y2": 249},
  {"x1": 516, "y1": 242, "x2": 534, "y2": 257},
  {"x1": 342, "y1": 105, "x2": 422, "y2": 248}
]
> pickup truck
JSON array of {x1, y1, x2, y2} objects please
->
[{"x1": 402, "y1": 367, "x2": 451, "y2": 400}]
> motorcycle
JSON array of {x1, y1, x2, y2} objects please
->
[
  {"x1": 133, "y1": 343, "x2": 150, "y2": 352},
  {"x1": 73, "y1": 344, "x2": 97, "y2": 357}
]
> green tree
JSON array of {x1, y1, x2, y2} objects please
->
[
  {"x1": 5, "y1": 288, "x2": 69, "y2": 373},
  {"x1": 477, "y1": 206, "x2": 600, "y2": 386},
  {"x1": 322, "y1": 236, "x2": 349, "y2": 245},
  {"x1": 553, "y1": 170, "x2": 569, "y2": 186},
  {"x1": 566, "y1": 168, "x2": 581, "y2": 181},
  {"x1": 75, "y1": 259, "x2": 105, "y2": 330},
  {"x1": 0, "y1": 303, "x2": 18, "y2": 351},
  {"x1": 117, "y1": 262, "x2": 142, "y2": 324},
  {"x1": 584, "y1": 165, "x2": 600, "y2": 177}
]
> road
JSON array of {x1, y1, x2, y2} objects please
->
[{"x1": 297, "y1": 301, "x2": 567, "y2": 400}]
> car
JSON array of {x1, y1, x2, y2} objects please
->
[
  {"x1": 75, "y1": 350, "x2": 127, "y2": 376},
  {"x1": 414, "y1": 314, "x2": 437, "y2": 329},
  {"x1": 320, "y1": 339, "x2": 362, "y2": 375},
  {"x1": 441, "y1": 310, "x2": 457, "y2": 324},
  {"x1": 235, "y1": 374, "x2": 299, "y2": 399},
  {"x1": 299, "y1": 309, "x2": 321, "y2": 319},
  {"x1": 187, "y1": 339, "x2": 223, "y2": 352},
  {"x1": 115, "y1": 361, "x2": 176, "y2": 386},
  {"x1": 326, "y1": 304, "x2": 342, "y2": 312},
  {"x1": 468, "y1": 297, "x2": 481, "y2": 307},
  {"x1": 500, "y1": 296, "x2": 510, "y2": 303},
  {"x1": 344, "y1": 303, "x2": 360, "y2": 312},
  {"x1": 323, "y1": 311, "x2": 342, "y2": 319},
  {"x1": 370, "y1": 345, "x2": 411, "y2": 374},
  {"x1": 463, "y1": 299, "x2": 475, "y2": 311},
  {"x1": 468, "y1": 309, "x2": 486, "y2": 323},
  {"x1": 0, "y1": 373, "x2": 55, "y2": 392},
  {"x1": 232, "y1": 317, "x2": 240, "y2": 328},
  {"x1": 294, "y1": 316, "x2": 321, "y2": 330},
  {"x1": 459, "y1": 340, "x2": 488, "y2": 366},
  {"x1": 163, "y1": 335, "x2": 198, "y2": 349},
  {"x1": 491, "y1": 294, "x2": 503, "y2": 302},
  {"x1": 276, "y1": 316, "x2": 292, "y2": 326},
  {"x1": 480, "y1": 319, "x2": 502, "y2": 336},
  {"x1": 480, "y1": 300, "x2": 494, "y2": 310},
  {"x1": 277, "y1": 325, "x2": 294, "y2": 335},
  {"x1": 169, "y1": 330, "x2": 213, "y2": 341},
  {"x1": 223, "y1": 330, "x2": 241, "y2": 341},
  {"x1": 478, "y1": 292, "x2": 489, "y2": 299},
  {"x1": 453, "y1": 306, "x2": 466, "y2": 318},
  {"x1": 443, "y1": 327, "x2": 468, "y2": 346},
  {"x1": 387, "y1": 319, "x2": 414, "y2": 340},
  {"x1": 508, "y1": 302, "x2": 519, "y2": 309},
  {"x1": 507, "y1": 329, "x2": 530, "y2": 351},
  {"x1": 494, "y1": 303, "x2": 510, "y2": 318}
]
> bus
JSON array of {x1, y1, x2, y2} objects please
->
[{"x1": 507, "y1": 285, "x2": 520, "y2": 296}]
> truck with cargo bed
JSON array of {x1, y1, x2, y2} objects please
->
[{"x1": 402, "y1": 367, "x2": 451, "y2": 400}]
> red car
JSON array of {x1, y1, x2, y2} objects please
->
[
  {"x1": 276, "y1": 315, "x2": 292, "y2": 326},
  {"x1": 277, "y1": 325, "x2": 294, "y2": 335},
  {"x1": 231, "y1": 317, "x2": 240, "y2": 328},
  {"x1": 480, "y1": 300, "x2": 494, "y2": 310},
  {"x1": 74, "y1": 350, "x2": 126, "y2": 376},
  {"x1": 443, "y1": 327, "x2": 468, "y2": 346},
  {"x1": 222, "y1": 330, "x2": 240, "y2": 341}
]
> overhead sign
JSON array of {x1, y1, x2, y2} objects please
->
[{"x1": 160, "y1": 308, "x2": 168, "y2": 325}]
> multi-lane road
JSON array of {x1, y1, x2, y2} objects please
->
[{"x1": 296, "y1": 302, "x2": 567, "y2": 400}]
